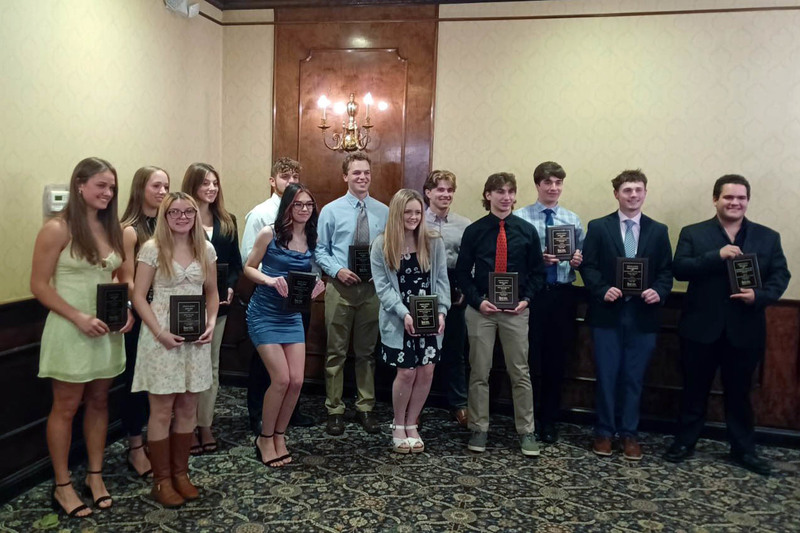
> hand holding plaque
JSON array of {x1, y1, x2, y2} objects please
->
[
  {"x1": 170, "y1": 295, "x2": 205, "y2": 342},
  {"x1": 409, "y1": 295, "x2": 439, "y2": 335},
  {"x1": 349, "y1": 245, "x2": 372, "y2": 282},
  {"x1": 488, "y1": 272, "x2": 519, "y2": 310},
  {"x1": 616, "y1": 257, "x2": 649, "y2": 296},
  {"x1": 285, "y1": 271, "x2": 318, "y2": 312},
  {"x1": 97, "y1": 283, "x2": 128, "y2": 331},
  {"x1": 546, "y1": 225, "x2": 576, "y2": 261},
  {"x1": 727, "y1": 254, "x2": 762, "y2": 293}
]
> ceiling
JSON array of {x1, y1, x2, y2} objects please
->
[{"x1": 206, "y1": 0, "x2": 536, "y2": 10}]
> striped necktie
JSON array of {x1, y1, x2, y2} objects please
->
[
  {"x1": 543, "y1": 208, "x2": 558, "y2": 284},
  {"x1": 354, "y1": 201, "x2": 369, "y2": 245}
]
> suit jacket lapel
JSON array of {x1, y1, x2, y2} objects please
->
[
  {"x1": 605, "y1": 213, "x2": 626, "y2": 257},
  {"x1": 637, "y1": 215, "x2": 652, "y2": 258},
  {"x1": 210, "y1": 216, "x2": 220, "y2": 243}
]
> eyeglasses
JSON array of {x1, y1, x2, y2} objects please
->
[
  {"x1": 166, "y1": 208, "x2": 197, "y2": 219},
  {"x1": 292, "y1": 201, "x2": 315, "y2": 211}
]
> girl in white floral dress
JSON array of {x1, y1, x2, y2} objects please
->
[
  {"x1": 370, "y1": 189, "x2": 450, "y2": 454},
  {"x1": 131, "y1": 192, "x2": 219, "y2": 508}
]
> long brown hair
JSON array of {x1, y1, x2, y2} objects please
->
[
  {"x1": 61, "y1": 157, "x2": 124, "y2": 264},
  {"x1": 151, "y1": 192, "x2": 211, "y2": 280},
  {"x1": 120, "y1": 166, "x2": 170, "y2": 252},
  {"x1": 383, "y1": 189, "x2": 434, "y2": 272},
  {"x1": 181, "y1": 163, "x2": 236, "y2": 238},
  {"x1": 274, "y1": 183, "x2": 318, "y2": 250}
]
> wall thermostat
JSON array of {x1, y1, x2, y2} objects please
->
[{"x1": 43, "y1": 184, "x2": 69, "y2": 219}]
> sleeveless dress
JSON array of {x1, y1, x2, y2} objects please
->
[
  {"x1": 247, "y1": 238, "x2": 313, "y2": 346},
  {"x1": 38, "y1": 246, "x2": 126, "y2": 383},
  {"x1": 131, "y1": 240, "x2": 216, "y2": 394},
  {"x1": 380, "y1": 253, "x2": 441, "y2": 369}
]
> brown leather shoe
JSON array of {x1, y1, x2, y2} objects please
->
[
  {"x1": 592, "y1": 436, "x2": 613, "y2": 457},
  {"x1": 148, "y1": 437, "x2": 185, "y2": 508},
  {"x1": 356, "y1": 411, "x2": 380, "y2": 434},
  {"x1": 453, "y1": 409, "x2": 468, "y2": 428},
  {"x1": 170, "y1": 432, "x2": 200, "y2": 500},
  {"x1": 621, "y1": 437, "x2": 643, "y2": 461}
]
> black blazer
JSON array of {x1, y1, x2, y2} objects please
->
[
  {"x1": 581, "y1": 212, "x2": 673, "y2": 332},
  {"x1": 673, "y1": 217, "x2": 790, "y2": 350},
  {"x1": 209, "y1": 214, "x2": 243, "y2": 317}
]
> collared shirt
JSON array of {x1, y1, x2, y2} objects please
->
[
  {"x1": 715, "y1": 216, "x2": 748, "y2": 246},
  {"x1": 515, "y1": 201, "x2": 584, "y2": 284},
  {"x1": 425, "y1": 207, "x2": 471, "y2": 269},
  {"x1": 315, "y1": 191, "x2": 389, "y2": 278},
  {"x1": 240, "y1": 193, "x2": 282, "y2": 260},
  {"x1": 618, "y1": 211, "x2": 642, "y2": 255},
  {"x1": 455, "y1": 212, "x2": 545, "y2": 310}
]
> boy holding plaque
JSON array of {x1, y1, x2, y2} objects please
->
[
  {"x1": 581, "y1": 170, "x2": 673, "y2": 460},
  {"x1": 515, "y1": 161, "x2": 584, "y2": 444},
  {"x1": 315, "y1": 152, "x2": 389, "y2": 436},
  {"x1": 664, "y1": 175, "x2": 790, "y2": 475},
  {"x1": 371, "y1": 189, "x2": 450, "y2": 453},
  {"x1": 455, "y1": 172, "x2": 545, "y2": 456}
]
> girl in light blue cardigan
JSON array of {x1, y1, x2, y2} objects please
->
[{"x1": 370, "y1": 189, "x2": 450, "y2": 453}]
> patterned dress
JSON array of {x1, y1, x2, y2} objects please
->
[
  {"x1": 131, "y1": 240, "x2": 216, "y2": 394},
  {"x1": 380, "y1": 253, "x2": 441, "y2": 369}
]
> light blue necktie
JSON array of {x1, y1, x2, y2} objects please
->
[
  {"x1": 623, "y1": 219, "x2": 636, "y2": 258},
  {"x1": 543, "y1": 208, "x2": 558, "y2": 284}
]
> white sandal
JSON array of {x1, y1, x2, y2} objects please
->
[
  {"x1": 389, "y1": 423, "x2": 412, "y2": 454},
  {"x1": 405, "y1": 424, "x2": 425, "y2": 454}
]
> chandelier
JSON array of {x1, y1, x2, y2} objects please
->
[{"x1": 317, "y1": 92, "x2": 386, "y2": 152}]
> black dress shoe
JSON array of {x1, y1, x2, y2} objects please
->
[
  {"x1": 289, "y1": 408, "x2": 315, "y2": 427},
  {"x1": 730, "y1": 452, "x2": 771, "y2": 476},
  {"x1": 326, "y1": 414, "x2": 345, "y2": 436},
  {"x1": 356, "y1": 411, "x2": 380, "y2": 434},
  {"x1": 663, "y1": 442, "x2": 694, "y2": 463},
  {"x1": 540, "y1": 424, "x2": 558, "y2": 444}
]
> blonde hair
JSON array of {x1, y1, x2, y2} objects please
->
[
  {"x1": 152, "y1": 192, "x2": 211, "y2": 280},
  {"x1": 121, "y1": 166, "x2": 170, "y2": 253},
  {"x1": 383, "y1": 189, "x2": 435, "y2": 272}
]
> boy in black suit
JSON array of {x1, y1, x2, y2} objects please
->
[
  {"x1": 582, "y1": 169, "x2": 673, "y2": 460},
  {"x1": 664, "y1": 175, "x2": 790, "y2": 475}
]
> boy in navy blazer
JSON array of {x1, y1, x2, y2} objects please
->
[
  {"x1": 664, "y1": 175, "x2": 790, "y2": 475},
  {"x1": 581, "y1": 170, "x2": 673, "y2": 460}
]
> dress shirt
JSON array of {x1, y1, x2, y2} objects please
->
[
  {"x1": 618, "y1": 211, "x2": 642, "y2": 255},
  {"x1": 240, "y1": 193, "x2": 282, "y2": 260},
  {"x1": 425, "y1": 207, "x2": 471, "y2": 269},
  {"x1": 455, "y1": 212, "x2": 545, "y2": 310},
  {"x1": 515, "y1": 202, "x2": 584, "y2": 284},
  {"x1": 315, "y1": 191, "x2": 389, "y2": 278}
]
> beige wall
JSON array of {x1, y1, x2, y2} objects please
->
[
  {"x1": 0, "y1": 0, "x2": 224, "y2": 303},
  {"x1": 435, "y1": 0, "x2": 800, "y2": 297}
]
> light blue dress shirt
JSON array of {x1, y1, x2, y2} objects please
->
[
  {"x1": 514, "y1": 201, "x2": 584, "y2": 284},
  {"x1": 315, "y1": 191, "x2": 389, "y2": 278}
]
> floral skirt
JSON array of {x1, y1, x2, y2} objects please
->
[{"x1": 381, "y1": 334, "x2": 440, "y2": 369}]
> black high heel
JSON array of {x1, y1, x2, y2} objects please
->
[
  {"x1": 83, "y1": 470, "x2": 113, "y2": 509},
  {"x1": 254, "y1": 433, "x2": 283, "y2": 467},
  {"x1": 51, "y1": 480, "x2": 92, "y2": 519},
  {"x1": 274, "y1": 431, "x2": 292, "y2": 464},
  {"x1": 126, "y1": 443, "x2": 152, "y2": 478}
]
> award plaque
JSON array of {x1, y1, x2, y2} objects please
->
[
  {"x1": 616, "y1": 257, "x2": 649, "y2": 296},
  {"x1": 96, "y1": 283, "x2": 128, "y2": 331},
  {"x1": 546, "y1": 225, "x2": 576, "y2": 261},
  {"x1": 169, "y1": 295, "x2": 205, "y2": 341},
  {"x1": 727, "y1": 254, "x2": 762, "y2": 293},
  {"x1": 488, "y1": 272, "x2": 519, "y2": 310},
  {"x1": 349, "y1": 245, "x2": 372, "y2": 281},
  {"x1": 409, "y1": 295, "x2": 439, "y2": 335},
  {"x1": 216, "y1": 263, "x2": 229, "y2": 302},
  {"x1": 285, "y1": 271, "x2": 317, "y2": 312}
]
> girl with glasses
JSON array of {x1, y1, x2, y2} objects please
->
[
  {"x1": 130, "y1": 192, "x2": 219, "y2": 508},
  {"x1": 31, "y1": 157, "x2": 134, "y2": 518},
  {"x1": 244, "y1": 183, "x2": 325, "y2": 467},
  {"x1": 182, "y1": 163, "x2": 243, "y2": 456},
  {"x1": 370, "y1": 189, "x2": 450, "y2": 453}
]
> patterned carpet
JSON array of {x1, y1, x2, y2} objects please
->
[{"x1": 2, "y1": 386, "x2": 800, "y2": 532}]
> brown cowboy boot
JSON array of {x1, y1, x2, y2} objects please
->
[
  {"x1": 170, "y1": 432, "x2": 199, "y2": 500},
  {"x1": 148, "y1": 437, "x2": 185, "y2": 508}
]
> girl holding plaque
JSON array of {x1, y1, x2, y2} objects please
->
[
  {"x1": 31, "y1": 157, "x2": 134, "y2": 518},
  {"x1": 182, "y1": 163, "x2": 243, "y2": 456},
  {"x1": 244, "y1": 183, "x2": 325, "y2": 467},
  {"x1": 131, "y1": 192, "x2": 219, "y2": 507},
  {"x1": 370, "y1": 189, "x2": 450, "y2": 454},
  {"x1": 119, "y1": 166, "x2": 170, "y2": 478}
]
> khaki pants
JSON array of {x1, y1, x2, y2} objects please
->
[
  {"x1": 465, "y1": 306, "x2": 534, "y2": 434},
  {"x1": 197, "y1": 315, "x2": 227, "y2": 427},
  {"x1": 324, "y1": 280, "x2": 379, "y2": 415}
]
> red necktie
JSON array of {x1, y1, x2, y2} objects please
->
[{"x1": 495, "y1": 220, "x2": 507, "y2": 272}]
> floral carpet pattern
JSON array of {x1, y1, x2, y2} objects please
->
[{"x1": 2, "y1": 386, "x2": 800, "y2": 532}]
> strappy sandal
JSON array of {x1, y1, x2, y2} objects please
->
[
  {"x1": 389, "y1": 423, "x2": 412, "y2": 454},
  {"x1": 190, "y1": 428, "x2": 203, "y2": 456},
  {"x1": 51, "y1": 480, "x2": 92, "y2": 519},
  {"x1": 274, "y1": 431, "x2": 291, "y2": 464},
  {"x1": 83, "y1": 470, "x2": 113, "y2": 509},
  {"x1": 254, "y1": 433, "x2": 284, "y2": 467},
  {"x1": 405, "y1": 424, "x2": 425, "y2": 454},
  {"x1": 126, "y1": 443, "x2": 152, "y2": 478}
]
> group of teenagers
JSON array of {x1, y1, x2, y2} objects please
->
[{"x1": 32, "y1": 152, "x2": 789, "y2": 520}]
